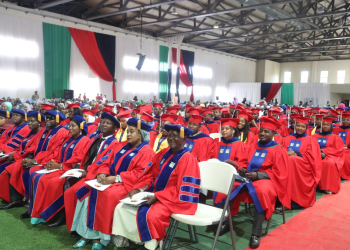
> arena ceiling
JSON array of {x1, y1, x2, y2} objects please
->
[{"x1": 8, "y1": 0, "x2": 350, "y2": 62}]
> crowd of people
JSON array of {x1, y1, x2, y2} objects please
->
[{"x1": 0, "y1": 92, "x2": 349, "y2": 250}]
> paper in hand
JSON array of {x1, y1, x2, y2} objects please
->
[
  {"x1": 85, "y1": 179, "x2": 111, "y2": 191},
  {"x1": 35, "y1": 169, "x2": 59, "y2": 174},
  {"x1": 120, "y1": 192, "x2": 155, "y2": 206},
  {"x1": 60, "y1": 169, "x2": 83, "y2": 179}
]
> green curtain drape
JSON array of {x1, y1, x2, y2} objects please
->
[
  {"x1": 43, "y1": 23, "x2": 71, "y2": 99},
  {"x1": 281, "y1": 83, "x2": 294, "y2": 105},
  {"x1": 159, "y1": 45, "x2": 168, "y2": 102}
]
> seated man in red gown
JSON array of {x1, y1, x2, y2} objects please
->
[{"x1": 216, "y1": 115, "x2": 290, "y2": 249}]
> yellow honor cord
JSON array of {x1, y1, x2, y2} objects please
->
[
  {"x1": 56, "y1": 113, "x2": 59, "y2": 123},
  {"x1": 311, "y1": 126, "x2": 317, "y2": 135},
  {"x1": 80, "y1": 121, "x2": 85, "y2": 130},
  {"x1": 38, "y1": 114, "x2": 41, "y2": 122},
  {"x1": 137, "y1": 120, "x2": 141, "y2": 130},
  {"x1": 180, "y1": 126, "x2": 185, "y2": 138},
  {"x1": 6, "y1": 111, "x2": 10, "y2": 118},
  {"x1": 25, "y1": 113, "x2": 27, "y2": 122}
]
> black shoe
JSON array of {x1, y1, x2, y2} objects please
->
[
  {"x1": 20, "y1": 211, "x2": 31, "y2": 219},
  {"x1": 0, "y1": 201, "x2": 25, "y2": 210},
  {"x1": 217, "y1": 221, "x2": 230, "y2": 236},
  {"x1": 70, "y1": 231, "x2": 79, "y2": 238},
  {"x1": 205, "y1": 224, "x2": 217, "y2": 233},
  {"x1": 47, "y1": 215, "x2": 66, "y2": 228},
  {"x1": 249, "y1": 235, "x2": 260, "y2": 249}
]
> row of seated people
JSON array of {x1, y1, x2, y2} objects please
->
[{"x1": 0, "y1": 104, "x2": 347, "y2": 250}]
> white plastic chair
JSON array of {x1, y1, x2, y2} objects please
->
[
  {"x1": 209, "y1": 133, "x2": 221, "y2": 139},
  {"x1": 162, "y1": 161, "x2": 237, "y2": 250}
]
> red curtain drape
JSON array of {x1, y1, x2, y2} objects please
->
[
  {"x1": 266, "y1": 83, "x2": 283, "y2": 102},
  {"x1": 171, "y1": 48, "x2": 194, "y2": 101},
  {"x1": 68, "y1": 28, "x2": 116, "y2": 100}
]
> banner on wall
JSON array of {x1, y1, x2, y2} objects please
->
[
  {"x1": 261, "y1": 83, "x2": 282, "y2": 102},
  {"x1": 68, "y1": 28, "x2": 116, "y2": 100},
  {"x1": 165, "y1": 47, "x2": 195, "y2": 102}
]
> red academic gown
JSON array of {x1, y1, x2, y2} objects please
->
[
  {"x1": 312, "y1": 133, "x2": 345, "y2": 194},
  {"x1": 334, "y1": 126, "x2": 350, "y2": 180},
  {"x1": 205, "y1": 121, "x2": 220, "y2": 134},
  {"x1": 250, "y1": 126, "x2": 259, "y2": 135},
  {"x1": 0, "y1": 123, "x2": 31, "y2": 154},
  {"x1": 199, "y1": 125, "x2": 209, "y2": 135},
  {"x1": 60, "y1": 118, "x2": 71, "y2": 130},
  {"x1": 215, "y1": 141, "x2": 291, "y2": 219},
  {"x1": 282, "y1": 134, "x2": 322, "y2": 207},
  {"x1": 252, "y1": 133, "x2": 283, "y2": 145},
  {"x1": 210, "y1": 137, "x2": 247, "y2": 164},
  {"x1": 29, "y1": 135, "x2": 90, "y2": 221},
  {"x1": 76, "y1": 141, "x2": 155, "y2": 235},
  {"x1": 87, "y1": 123, "x2": 98, "y2": 136},
  {"x1": 183, "y1": 132, "x2": 214, "y2": 162},
  {"x1": 148, "y1": 131, "x2": 157, "y2": 150},
  {"x1": 0, "y1": 129, "x2": 42, "y2": 202},
  {"x1": 237, "y1": 130, "x2": 255, "y2": 145},
  {"x1": 64, "y1": 135, "x2": 119, "y2": 231},
  {"x1": 129, "y1": 148, "x2": 201, "y2": 243}
]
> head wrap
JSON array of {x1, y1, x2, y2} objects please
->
[{"x1": 3, "y1": 102, "x2": 12, "y2": 111}]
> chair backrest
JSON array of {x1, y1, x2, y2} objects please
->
[
  {"x1": 209, "y1": 133, "x2": 221, "y2": 139},
  {"x1": 199, "y1": 161, "x2": 237, "y2": 195}
]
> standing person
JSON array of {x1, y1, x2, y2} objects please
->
[
  {"x1": 312, "y1": 117, "x2": 344, "y2": 194},
  {"x1": 112, "y1": 125, "x2": 200, "y2": 250},
  {"x1": 326, "y1": 101, "x2": 330, "y2": 107},
  {"x1": 217, "y1": 116, "x2": 290, "y2": 249},
  {"x1": 83, "y1": 93, "x2": 86, "y2": 100},
  {"x1": 52, "y1": 92, "x2": 57, "y2": 99},
  {"x1": 282, "y1": 117, "x2": 322, "y2": 208},
  {"x1": 173, "y1": 93, "x2": 179, "y2": 105},
  {"x1": 242, "y1": 97, "x2": 246, "y2": 104},
  {"x1": 32, "y1": 91, "x2": 39, "y2": 100}
]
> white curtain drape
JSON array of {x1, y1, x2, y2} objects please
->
[
  {"x1": 228, "y1": 83, "x2": 261, "y2": 105},
  {"x1": 115, "y1": 35, "x2": 159, "y2": 102},
  {"x1": 294, "y1": 82, "x2": 330, "y2": 106},
  {"x1": 0, "y1": 13, "x2": 45, "y2": 99},
  {"x1": 69, "y1": 38, "x2": 113, "y2": 101}
]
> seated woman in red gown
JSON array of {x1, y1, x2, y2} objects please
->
[
  {"x1": 333, "y1": 112, "x2": 350, "y2": 180},
  {"x1": 0, "y1": 111, "x2": 44, "y2": 209},
  {"x1": 310, "y1": 114, "x2": 324, "y2": 135},
  {"x1": 112, "y1": 124, "x2": 200, "y2": 250},
  {"x1": 282, "y1": 116, "x2": 322, "y2": 208},
  {"x1": 312, "y1": 117, "x2": 345, "y2": 194},
  {"x1": 237, "y1": 110, "x2": 256, "y2": 145},
  {"x1": 216, "y1": 115, "x2": 290, "y2": 249},
  {"x1": 202, "y1": 109, "x2": 220, "y2": 134},
  {"x1": 186, "y1": 115, "x2": 214, "y2": 162},
  {"x1": 27, "y1": 115, "x2": 91, "y2": 226},
  {"x1": 82, "y1": 109, "x2": 98, "y2": 136},
  {"x1": 69, "y1": 118, "x2": 155, "y2": 250}
]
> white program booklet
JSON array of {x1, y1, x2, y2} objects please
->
[
  {"x1": 120, "y1": 192, "x2": 155, "y2": 206},
  {"x1": 35, "y1": 168, "x2": 59, "y2": 174},
  {"x1": 85, "y1": 179, "x2": 111, "y2": 191},
  {"x1": 60, "y1": 169, "x2": 84, "y2": 179}
]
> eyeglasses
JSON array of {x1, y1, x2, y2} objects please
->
[{"x1": 45, "y1": 116, "x2": 55, "y2": 120}]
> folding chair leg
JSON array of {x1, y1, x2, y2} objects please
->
[
  {"x1": 265, "y1": 217, "x2": 272, "y2": 235},
  {"x1": 227, "y1": 213, "x2": 236, "y2": 250},
  {"x1": 187, "y1": 225, "x2": 194, "y2": 242},
  {"x1": 162, "y1": 219, "x2": 174, "y2": 250},
  {"x1": 167, "y1": 220, "x2": 179, "y2": 250},
  {"x1": 193, "y1": 226, "x2": 199, "y2": 243},
  {"x1": 245, "y1": 203, "x2": 248, "y2": 214},
  {"x1": 282, "y1": 206, "x2": 286, "y2": 224}
]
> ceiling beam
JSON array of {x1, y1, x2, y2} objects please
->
[
  {"x1": 158, "y1": 8, "x2": 350, "y2": 37},
  {"x1": 86, "y1": 0, "x2": 187, "y2": 21},
  {"x1": 82, "y1": 0, "x2": 109, "y2": 18},
  {"x1": 38, "y1": 0, "x2": 74, "y2": 9},
  {"x1": 127, "y1": 0, "x2": 304, "y2": 28}
]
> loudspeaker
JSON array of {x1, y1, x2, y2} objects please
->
[
  {"x1": 136, "y1": 53, "x2": 146, "y2": 70},
  {"x1": 64, "y1": 89, "x2": 74, "y2": 100}
]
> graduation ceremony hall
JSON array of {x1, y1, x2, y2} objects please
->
[{"x1": 1, "y1": 0, "x2": 350, "y2": 249}]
